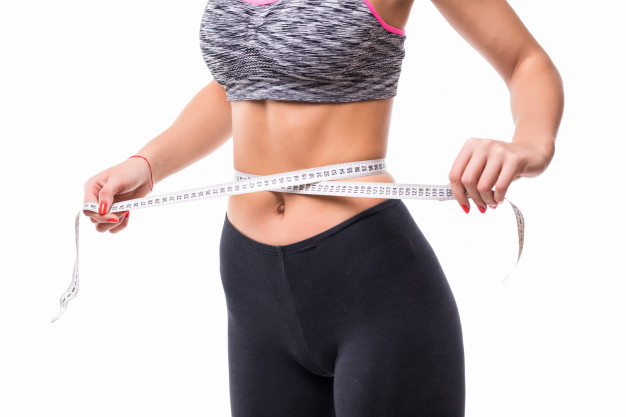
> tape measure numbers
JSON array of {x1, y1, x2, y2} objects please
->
[{"x1": 51, "y1": 158, "x2": 525, "y2": 322}]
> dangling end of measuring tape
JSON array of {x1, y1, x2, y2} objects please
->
[
  {"x1": 51, "y1": 211, "x2": 81, "y2": 323},
  {"x1": 457, "y1": 186, "x2": 524, "y2": 283},
  {"x1": 501, "y1": 197, "x2": 524, "y2": 283}
]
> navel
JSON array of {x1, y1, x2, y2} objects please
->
[{"x1": 277, "y1": 202, "x2": 285, "y2": 215}]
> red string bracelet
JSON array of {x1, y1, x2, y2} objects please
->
[{"x1": 128, "y1": 155, "x2": 154, "y2": 191}]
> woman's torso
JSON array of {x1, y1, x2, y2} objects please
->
[{"x1": 219, "y1": 0, "x2": 414, "y2": 245}]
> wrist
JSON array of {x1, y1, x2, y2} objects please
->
[
  {"x1": 512, "y1": 125, "x2": 555, "y2": 166},
  {"x1": 128, "y1": 155, "x2": 154, "y2": 191}
]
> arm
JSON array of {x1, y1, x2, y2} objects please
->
[
  {"x1": 432, "y1": 0, "x2": 564, "y2": 209},
  {"x1": 507, "y1": 49, "x2": 562, "y2": 172},
  {"x1": 135, "y1": 79, "x2": 233, "y2": 185}
]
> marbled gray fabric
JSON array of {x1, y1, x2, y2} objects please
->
[{"x1": 199, "y1": 0, "x2": 407, "y2": 102}]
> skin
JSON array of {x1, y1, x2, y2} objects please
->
[{"x1": 84, "y1": 0, "x2": 563, "y2": 243}]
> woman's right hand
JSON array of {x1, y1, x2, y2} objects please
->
[{"x1": 83, "y1": 156, "x2": 154, "y2": 234}]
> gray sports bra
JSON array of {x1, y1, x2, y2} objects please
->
[{"x1": 199, "y1": 0, "x2": 407, "y2": 102}]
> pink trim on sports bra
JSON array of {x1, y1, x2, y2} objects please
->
[
  {"x1": 361, "y1": 0, "x2": 406, "y2": 36},
  {"x1": 240, "y1": 0, "x2": 281, "y2": 5}
]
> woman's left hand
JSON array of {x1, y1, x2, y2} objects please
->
[{"x1": 448, "y1": 137, "x2": 551, "y2": 213}]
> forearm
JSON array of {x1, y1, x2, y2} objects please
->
[
  {"x1": 135, "y1": 80, "x2": 232, "y2": 185},
  {"x1": 508, "y1": 51, "x2": 564, "y2": 170}
]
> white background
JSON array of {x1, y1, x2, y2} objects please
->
[{"x1": 1, "y1": 0, "x2": 624, "y2": 415}]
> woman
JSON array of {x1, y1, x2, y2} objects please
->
[{"x1": 82, "y1": 0, "x2": 563, "y2": 415}]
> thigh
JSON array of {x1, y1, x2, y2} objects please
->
[
  {"x1": 328, "y1": 203, "x2": 466, "y2": 416},
  {"x1": 226, "y1": 323, "x2": 334, "y2": 417},
  {"x1": 332, "y1": 303, "x2": 465, "y2": 417},
  {"x1": 219, "y1": 213, "x2": 335, "y2": 417}
]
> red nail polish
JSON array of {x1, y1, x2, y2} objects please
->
[
  {"x1": 99, "y1": 201, "x2": 107, "y2": 215},
  {"x1": 108, "y1": 218, "x2": 118, "y2": 223},
  {"x1": 477, "y1": 205, "x2": 486, "y2": 213},
  {"x1": 489, "y1": 204, "x2": 497, "y2": 209},
  {"x1": 461, "y1": 204, "x2": 470, "y2": 214},
  {"x1": 124, "y1": 211, "x2": 130, "y2": 218}
]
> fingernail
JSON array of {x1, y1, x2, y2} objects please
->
[
  {"x1": 99, "y1": 201, "x2": 107, "y2": 215},
  {"x1": 461, "y1": 204, "x2": 470, "y2": 214},
  {"x1": 124, "y1": 211, "x2": 130, "y2": 218},
  {"x1": 489, "y1": 204, "x2": 497, "y2": 209},
  {"x1": 108, "y1": 218, "x2": 118, "y2": 223},
  {"x1": 477, "y1": 205, "x2": 486, "y2": 214}
]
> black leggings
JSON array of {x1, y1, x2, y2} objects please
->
[{"x1": 219, "y1": 198, "x2": 465, "y2": 417}]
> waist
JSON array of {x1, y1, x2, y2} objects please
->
[
  {"x1": 226, "y1": 159, "x2": 397, "y2": 245},
  {"x1": 232, "y1": 157, "x2": 394, "y2": 197}
]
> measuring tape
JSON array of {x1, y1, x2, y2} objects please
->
[{"x1": 51, "y1": 158, "x2": 524, "y2": 323}]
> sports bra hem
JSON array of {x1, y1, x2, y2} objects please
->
[{"x1": 223, "y1": 89, "x2": 399, "y2": 103}]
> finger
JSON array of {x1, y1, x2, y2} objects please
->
[
  {"x1": 448, "y1": 140, "x2": 474, "y2": 213},
  {"x1": 109, "y1": 211, "x2": 129, "y2": 234},
  {"x1": 83, "y1": 177, "x2": 121, "y2": 223},
  {"x1": 98, "y1": 177, "x2": 128, "y2": 216},
  {"x1": 461, "y1": 151, "x2": 488, "y2": 213},
  {"x1": 96, "y1": 213, "x2": 123, "y2": 232},
  {"x1": 494, "y1": 155, "x2": 521, "y2": 204},
  {"x1": 449, "y1": 180, "x2": 470, "y2": 213},
  {"x1": 83, "y1": 178, "x2": 104, "y2": 220},
  {"x1": 477, "y1": 155, "x2": 503, "y2": 209}
]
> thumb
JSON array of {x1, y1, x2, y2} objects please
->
[{"x1": 98, "y1": 180, "x2": 126, "y2": 215}]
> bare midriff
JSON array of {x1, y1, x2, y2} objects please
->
[
  {"x1": 227, "y1": 97, "x2": 398, "y2": 245},
  {"x1": 224, "y1": 0, "x2": 415, "y2": 245}
]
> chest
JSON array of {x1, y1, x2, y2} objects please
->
[
  {"x1": 202, "y1": 1, "x2": 400, "y2": 69},
  {"x1": 202, "y1": 0, "x2": 383, "y2": 38},
  {"x1": 199, "y1": 0, "x2": 407, "y2": 96}
]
